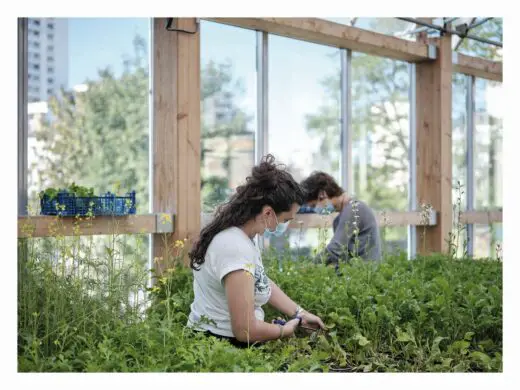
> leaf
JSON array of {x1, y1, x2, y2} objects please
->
[
  {"x1": 441, "y1": 358, "x2": 453, "y2": 368},
  {"x1": 464, "y1": 331, "x2": 475, "y2": 341},
  {"x1": 396, "y1": 329, "x2": 414, "y2": 343},
  {"x1": 354, "y1": 333, "x2": 370, "y2": 347},
  {"x1": 470, "y1": 351, "x2": 492, "y2": 365}
]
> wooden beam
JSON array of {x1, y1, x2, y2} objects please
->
[
  {"x1": 416, "y1": 33, "x2": 453, "y2": 254},
  {"x1": 459, "y1": 210, "x2": 503, "y2": 224},
  {"x1": 204, "y1": 18, "x2": 435, "y2": 62},
  {"x1": 291, "y1": 211, "x2": 437, "y2": 229},
  {"x1": 152, "y1": 18, "x2": 201, "y2": 272},
  {"x1": 453, "y1": 52, "x2": 502, "y2": 82},
  {"x1": 201, "y1": 210, "x2": 437, "y2": 230},
  {"x1": 18, "y1": 214, "x2": 174, "y2": 238}
]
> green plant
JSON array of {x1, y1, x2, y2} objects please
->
[{"x1": 18, "y1": 213, "x2": 502, "y2": 373}]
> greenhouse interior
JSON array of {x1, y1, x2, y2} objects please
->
[{"x1": 17, "y1": 17, "x2": 503, "y2": 373}]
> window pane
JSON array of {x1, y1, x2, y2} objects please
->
[
  {"x1": 452, "y1": 73, "x2": 468, "y2": 210},
  {"x1": 269, "y1": 34, "x2": 341, "y2": 182},
  {"x1": 27, "y1": 18, "x2": 151, "y2": 214},
  {"x1": 268, "y1": 35, "x2": 341, "y2": 252},
  {"x1": 200, "y1": 21, "x2": 257, "y2": 213},
  {"x1": 322, "y1": 18, "x2": 416, "y2": 41},
  {"x1": 351, "y1": 53, "x2": 409, "y2": 211},
  {"x1": 381, "y1": 226, "x2": 408, "y2": 257},
  {"x1": 474, "y1": 79, "x2": 503, "y2": 209},
  {"x1": 457, "y1": 18, "x2": 502, "y2": 61},
  {"x1": 474, "y1": 223, "x2": 502, "y2": 259}
]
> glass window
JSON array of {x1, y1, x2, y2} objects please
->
[
  {"x1": 268, "y1": 34, "x2": 341, "y2": 253},
  {"x1": 351, "y1": 53, "x2": 410, "y2": 211},
  {"x1": 200, "y1": 20, "x2": 257, "y2": 213},
  {"x1": 474, "y1": 79, "x2": 502, "y2": 209},
  {"x1": 456, "y1": 18, "x2": 502, "y2": 61},
  {"x1": 322, "y1": 18, "x2": 417, "y2": 41},
  {"x1": 452, "y1": 73, "x2": 468, "y2": 210},
  {"x1": 27, "y1": 18, "x2": 151, "y2": 214},
  {"x1": 474, "y1": 223, "x2": 502, "y2": 259},
  {"x1": 269, "y1": 34, "x2": 341, "y2": 182},
  {"x1": 25, "y1": 17, "x2": 152, "y2": 293}
]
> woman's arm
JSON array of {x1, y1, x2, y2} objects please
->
[
  {"x1": 268, "y1": 280, "x2": 300, "y2": 317},
  {"x1": 224, "y1": 270, "x2": 298, "y2": 343}
]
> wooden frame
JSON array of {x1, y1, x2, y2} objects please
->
[
  {"x1": 453, "y1": 52, "x2": 502, "y2": 82},
  {"x1": 17, "y1": 17, "x2": 503, "y2": 260},
  {"x1": 152, "y1": 18, "x2": 201, "y2": 269},
  {"x1": 459, "y1": 210, "x2": 503, "y2": 225},
  {"x1": 204, "y1": 18, "x2": 436, "y2": 63},
  {"x1": 415, "y1": 33, "x2": 453, "y2": 254},
  {"x1": 18, "y1": 214, "x2": 174, "y2": 238},
  {"x1": 289, "y1": 211, "x2": 437, "y2": 229},
  {"x1": 205, "y1": 18, "x2": 502, "y2": 82},
  {"x1": 201, "y1": 210, "x2": 438, "y2": 230}
]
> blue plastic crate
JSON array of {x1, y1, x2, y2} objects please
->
[
  {"x1": 40, "y1": 191, "x2": 137, "y2": 216},
  {"x1": 297, "y1": 205, "x2": 316, "y2": 214}
]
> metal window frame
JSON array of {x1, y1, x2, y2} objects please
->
[
  {"x1": 466, "y1": 74, "x2": 476, "y2": 257},
  {"x1": 148, "y1": 18, "x2": 155, "y2": 288},
  {"x1": 256, "y1": 30, "x2": 268, "y2": 164},
  {"x1": 256, "y1": 30, "x2": 268, "y2": 250},
  {"x1": 340, "y1": 49, "x2": 353, "y2": 192},
  {"x1": 18, "y1": 18, "x2": 28, "y2": 216},
  {"x1": 408, "y1": 63, "x2": 417, "y2": 259}
]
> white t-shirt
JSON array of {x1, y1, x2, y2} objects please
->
[{"x1": 187, "y1": 227, "x2": 272, "y2": 338}]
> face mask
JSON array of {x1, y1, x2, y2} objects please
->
[
  {"x1": 263, "y1": 213, "x2": 290, "y2": 238},
  {"x1": 314, "y1": 201, "x2": 335, "y2": 215}
]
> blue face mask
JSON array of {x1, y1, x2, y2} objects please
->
[
  {"x1": 314, "y1": 201, "x2": 335, "y2": 215},
  {"x1": 264, "y1": 213, "x2": 290, "y2": 238}
]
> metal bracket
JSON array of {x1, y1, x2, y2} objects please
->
[
  {"x1": 165, "y1": 18, "x2": 200, "y2": 34},
  {"x1": 427, "y1": 44, "x2": 437, "y2": 60},
  {"x1": 155, "y1": 213, "x2": 175, "y2": 233}
]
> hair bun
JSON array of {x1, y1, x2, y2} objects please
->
[{"x1": 249, "y1": 154, "x2": 280, "y2": 190}]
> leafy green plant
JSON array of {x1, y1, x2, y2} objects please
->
[{"x1": 18, "y1": 213, "x2": 502, "y2": 373}]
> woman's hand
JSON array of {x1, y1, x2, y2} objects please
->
[
  {"x1": 281, "y1": 318, "x2": 301, "y2": 338},
  {"x1": 300, "y1": 311, "x2": 326, "y2": 331}
]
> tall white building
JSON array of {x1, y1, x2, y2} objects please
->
[{"x1": 27, "y1": 18, "x2": 68, "y2": 102}]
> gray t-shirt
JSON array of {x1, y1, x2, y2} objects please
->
[{"x1": 316, "y1": 199, "x2": 382, "y2": 265}]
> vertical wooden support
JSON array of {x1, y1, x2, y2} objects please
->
[
  {"x1": 415, "y1": 32, "x2": 453, "y2": 254},
  {"x1": 152, "y1": 18, "x2": 201, "y2": 272}
]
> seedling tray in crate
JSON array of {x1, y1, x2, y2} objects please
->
[
  {"x1": 297, "y1": 205, "x2": 316, "y2": 214},
  {"x1": 40, "y1": 191, "x2": 137, "y2": 217}
]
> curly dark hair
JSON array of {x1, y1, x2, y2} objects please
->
[
  {"x1": 300, "y1": 171, "x2": 344, "y2": 203},
  {"x1": 189, "y1": 154, "x2": 306, "y2": 270}
]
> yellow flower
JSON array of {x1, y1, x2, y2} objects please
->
[
  {"x1": 174, "y1": 240, "x2": 185, "y2": 249},
  {"x1": 160, "y1": 213, "x2": 172, "y2": 224}
]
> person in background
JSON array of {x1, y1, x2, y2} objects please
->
[
  {"x1": 300, "y1": 171, "x2": 382, "y2": 267},
  {"x1": 187, "y1": 155, "x2": 326, "y2": 348}
]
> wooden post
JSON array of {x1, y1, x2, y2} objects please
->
[
  {"x1": 152, "y1": 18, "x2": 201, "y2": 273},
  {"x1": 415, "y1": 30, "x2": 453, "y2": 254}
]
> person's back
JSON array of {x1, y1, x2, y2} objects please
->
[
  {"x1": 300, "y1": 171, "x2": 382, "y2": 266},
  {"x1": 329, "y1": 198, "x2": 381, "y2": 264}
]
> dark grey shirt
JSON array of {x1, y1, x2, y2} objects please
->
[{"x1": 316, "y1": 199, "x2": 382, "y2": 265}]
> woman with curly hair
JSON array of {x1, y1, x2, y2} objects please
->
[{"x1": 187, "y1": 155, "x2": 325, "y2": 348}]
